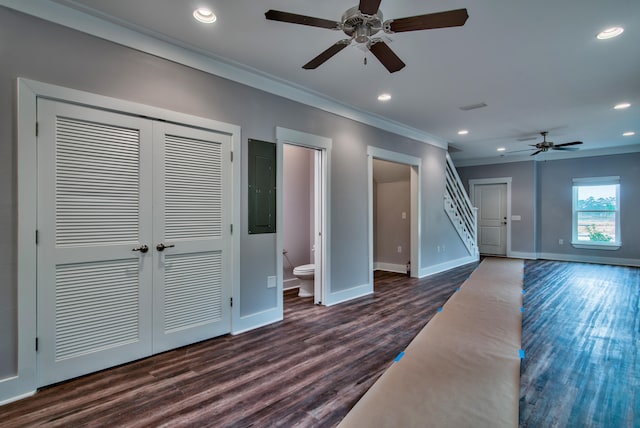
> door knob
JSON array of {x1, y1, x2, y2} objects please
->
[
  {"x1": 132, "y1": 245, "x2": 149, "y2": 253},
  {"x1": 502, "y1": 221, "x2": 507, "y2": 225},
  {"x1": 156, "y1": 243, "x2": 175, "y2": 251}
]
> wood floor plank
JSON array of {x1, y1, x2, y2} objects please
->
[
  {"x1": 0, "y1": 265, "x2": 476, "y2": 427},
  {"x1": 519, "y1": 260, "x2": 639, "y2": 428},
  {"x1": 1, "y1": 259, "x2": 637, "y2": 427}
]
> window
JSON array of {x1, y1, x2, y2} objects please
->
[{"x1": 572, "y1": 176, "x2": 620, "y2": 249}]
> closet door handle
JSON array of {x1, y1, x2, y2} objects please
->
[
  {"x1": 156, "y1": 243, "x2": 175, "y2": 251},
  {"x1": 132, "y1": 245, "x2": 149, "y2": 253}
]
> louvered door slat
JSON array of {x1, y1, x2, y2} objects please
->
[
  {"x1": 163, "y1": 252, "x2": 223, "y2": 332},
  {"x1": 55, "y1": 116, "x2": 141, "y2": 247},
  {"x1": 164, "y1": 135, "x2": 222, "y2": 240}
]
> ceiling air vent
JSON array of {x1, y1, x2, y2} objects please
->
[{"x1": 459, "y1": 102, "x2": 487, "y2": 111}]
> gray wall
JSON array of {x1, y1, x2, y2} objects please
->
[
  {"x1": 375, "y1": 181, "x2": 411, "y2": 266},
  {"x1": 458, "y1": 161, "x2": 536, "y2": 255},
  {"x1": 0, "y1": 7, "x2": 467, "y2": 380},
  {"x1": 458, "y1": 155, "x2": 640, "y2": 261},
  {"x1": 537, "y1": 154, "x2": 640, "y2": 259}
]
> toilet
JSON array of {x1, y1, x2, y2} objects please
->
[{"x1": 293, "y1": 264, "x2": 315, "y2": 297}]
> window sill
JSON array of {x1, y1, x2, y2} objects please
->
[{"x1": 571, "y1": 242, "x2": 621, "y2": 251}]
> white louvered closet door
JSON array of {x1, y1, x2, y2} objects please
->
[
  {"x1": 37, "y1": 100, "x2": 154, "y2": 386},
  {"x1": 151, "y1": 122, "x2": 231, "y2": 353}
]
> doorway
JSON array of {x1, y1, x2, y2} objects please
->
[
  {"x1": 470, "y1": 178, "x2": 512, "y2": 256},
  {"x1": 372, "y1": 159, "x2": 412, "y2": 273},
  {"x1": 282, "y1": 144, "x2": 321, "y2": 299},
  {"x1": 367, "y1": 147, "x2": 421, "y2": 285},
  {"x1": 276, "y1": 127, "x2": 330, "y2": 307}
]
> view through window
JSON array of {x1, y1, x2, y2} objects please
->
[{"x1": 572, "y1": 177, "x2": 620, "y2": 247}]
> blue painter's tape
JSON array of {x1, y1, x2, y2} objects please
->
[
  {"x1": 437, "y1": 307, "x2": 443, "y2": 313},
  {"x1": 521, "y1": 307, "x2": 525, "y2": 313},
  {"x1": 519, "y1": 349, "x2": 525, "y2": 359},
  {"x1": 395, "y1": 351, "x2": 405, "y2": 362},
  {"x1": 522, "y1": 289, "x2": 527, "y2": 295},
  {"x1": 456, "y1": 287, "x2": 461, "y2": 292}
]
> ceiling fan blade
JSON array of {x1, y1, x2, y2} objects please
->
[
  {"x1": 358, "y1": 0, "x2": 383, "y2": 15},
  {"x1": 552, "y1": 147, "x2": 580, "y2": 151},
  {"x1": 265, "y1": 10, "x2": 341, "y2": 30},
  {"x1": 507, "y1": 149, "x2": 536, "y2": 154},
  {"x1": 369, "y1": 41, "x2": 406, "y2": 73},
  {"x1": 387, "y1": 9, "x2": 469, "y2": 33},
  {"x1": 554, "y1": 141, "x2": 583, "y2": 147},
  {"x1": 530, "y1": 150, "x2": 543, "y2": 156},
  {"x1": 303, "y1": 42, "x2": 350, "y2": 69}
]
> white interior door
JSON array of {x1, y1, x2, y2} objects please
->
[
  {"x1": 152, "y1": 122, "x2": 231, "y2": 353},
  {"x1": 37, "y1": 100, "x2": 154, "y2": 386},
  {"x1": 37, "y1": 100, "x2": 232, "y2": 386},
  {"x1": 313, "y1": 149, "x2": 323, "y2": 304},
  {"x1": 475, "y1": 183, "x2": 508, "y2": 255}
]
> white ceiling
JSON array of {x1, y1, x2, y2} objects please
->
[{"x1": 25, "y1": 0, "x2": 640, "y2": 164}]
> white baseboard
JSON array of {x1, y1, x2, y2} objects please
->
[
  {"x1": 419, "y1": 255, "x2": 479, "y2": 278},
  {"x1": 231, "y1": 308, "x2": 282, "y2": 335},
  {"x1": 509, "y1": 251, "x2": 537, "y2": 260},
  {"x1": 538, "y1": 252, "x2": 640, "y2": 267},
  {"x1": 283, "y1": 278, "x2": 299, "y2": 291},
  {"x1": 0, "y1": 376, "x2": 35, "y2": 406},
  {"x1": 373, "y1": 262, "x2": 407, "y2": 274},
  {"x1": 324, "y1": 283, "x2": 373, "y2": 307}
]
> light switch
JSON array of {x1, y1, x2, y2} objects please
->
[{"x1": 402, "y1": 212, "x2": 407, "y2": 219}]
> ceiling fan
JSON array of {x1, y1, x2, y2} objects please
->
[
  {"x1": 265, "y1": 0, "x2": 469, "y2": 73},
  {"x1": 529, "y1": 131, "x2": 583, "y2": 156}
]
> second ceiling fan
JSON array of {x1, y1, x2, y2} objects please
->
[{"x1": 265, "y1": 0, "x2": 469, "y2": 73}]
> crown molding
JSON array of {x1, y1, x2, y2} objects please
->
[{"x1": 0, "y1": 0, "x2": 448, "y2": 149}]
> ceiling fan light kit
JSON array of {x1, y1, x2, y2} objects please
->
[
  {"x1": 529, "y1": 131, "x2": 583, "y2": 156},
  {"x1": 265, "y1": 0, "x2": 468, "y2": 73}
]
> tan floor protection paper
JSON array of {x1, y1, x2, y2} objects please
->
[{"x1": 338, "y1": 257, "x2": 524, "y2": 428}]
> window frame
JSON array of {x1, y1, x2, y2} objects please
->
[{"x1": 571, "y1": 176, "x2": 621, "y2": 250}]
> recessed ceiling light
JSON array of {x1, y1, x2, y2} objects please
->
[
  {"x1": 596, "y1": 27, "x2": 624, "y2": 40},
  {"x1": 377, "y1": 93, "x2": 392, "y2": 101},
  {"x1": 457, "y1": 130, "x2": 469, "y2": 135},
  {"x1": 193, "y1": 8, "x2": 217, "y2": 24},
  {"x1": 497, "y1": 147, "x2": 506, "y2": 152},
  {"x1": 614, "y1": 102, "x2": 631, "y2": 110},
  {"x1": 623, "y1": 131, "x2": 635, "y2": 137}
]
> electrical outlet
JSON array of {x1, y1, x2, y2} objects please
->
[
  {"x1": 402, "y1": 212, "x2": 407, "y2": 219},
  {"x1": 558, "y1": 238, "x2": 564, "y2": 245},
  {"x1": 267, "y1": 276, "x2": 276, "y2": 288},
  {"x1": 437, "y1": 245, "x2": 441, "y2": 253},
  {"x1": 397, "y1": 246, "x2": 402, "y2": 253}
]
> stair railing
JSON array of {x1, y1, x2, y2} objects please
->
[{"x1": 444, "y1": 153, "x2": 479, "y2": 258}]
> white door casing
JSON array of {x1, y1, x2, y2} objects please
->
[{"x1": 37, "y1": 100, "x2": 231, "y2": 386}]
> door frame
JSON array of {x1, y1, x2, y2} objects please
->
[
  {"x1": 367, "y1": 147, "x2": 421, "y2": 287},
  {"x1": 276, "y1": 127, "x2": 331, "y2": 306},
  {"x1": 469, "y1": 177, "x2": 512, "y2": 257},
  {"x1": 9, "y1": 78, "x2": 241, "y2": 402}
]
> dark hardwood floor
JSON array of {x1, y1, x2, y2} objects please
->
[
  {"x1": 0, "y1": 264, "x2": 477, "y2": 427},
  {"x1": 1, "y1": 259, "x2": 638, "y2": 427},
  {"x1": 519, "y1": 260, "x2": 639, "y2": 428}
]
